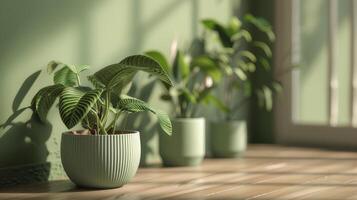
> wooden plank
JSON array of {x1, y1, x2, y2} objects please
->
[{"x1": 1, "y1": 145, "x2": 357, "y2": 199}]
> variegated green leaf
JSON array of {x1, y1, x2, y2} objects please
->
[
  {"x1": 31, "y1": 84, "x2": 65, "y2": 122},
  {"x1": 91, "y1": 55, "x2": 172, "y2": 94},
  {"x1": 117, "y1": 95, "x2": 172, "y2": 135},
  {"x1": 59, "y1": 87, "x2": 103, "y2": 129},
  {"x1": 54, "y1": 67, "x2": 78, "y2": 86},
  {"x1": 67, "y1": 64, "x2": 89, "y2": 74},
  {"x1": 47, "y1": 61, "x2": 87, "y2": 87},
  {"x1": 145, "y1": 50, "x2": 170, "y2": 74}
]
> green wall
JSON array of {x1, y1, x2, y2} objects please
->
[{"x1": 0, "y1": 0, "x2": 233, "y2": 184}]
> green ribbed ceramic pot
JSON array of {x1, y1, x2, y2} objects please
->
[
  {"x1": 210, "y1": 120, "x2": 247, "y2": 158},
  {"x1": 61, "y1": 131, "x2": 141, "y2": 188},
  {"x1": 159, "y1": 118, "x2": 205, "y2": 166}
]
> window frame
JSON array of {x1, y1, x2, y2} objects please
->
[{"x1": 274, "y1": 0, "x2": 357, "y2": 149}]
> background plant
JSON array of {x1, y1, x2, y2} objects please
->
[
  {"x1": 202, "y1": 14, "x2": 281, "y2": 120},
  {"x1": 31, "y1": 55, "x2": 173, "y2": 135},
  {"x1": 145, "y1": 40, "x2": 222, "y2": 118}
]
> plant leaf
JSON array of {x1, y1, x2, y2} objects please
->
[
  {"x1": 189, "y1": 38, "x2": 206, "y2": 57},
  {"x1": 117, "y1": 95, "x2": 172, "y2": 135},
  {"x1": 145, "y1": 50, "x2": 170, "y2": 74},
  {"x1": 247, "y1": 62, "x2": 256, "y2": 72},
  {"x1": 234, "y1": 68, "x2": 247, "y2": 80},
  {"x1": 54, "y1": 66, "x2": 78, "y2": 86},
  {"x1": 49, "y1": 61, "x2": 87, "y2": 87},
  {"x1": 226, "y1": 17, "x2": 241, "y2": 36},
  {"x1": 191, "y1": 55, "x2": 222, "y2": 82},
  {"x1": 243, "y1": 81, "x2": 252, "y2": 97},
  {"x1": 59, "y1": 87, "x2": 103, "y2": 129},
  {"x1": 67, "y1": 64, "x2": 89, "y2": 74},
  {"x1": 31, "y1": 84, "x2": 65, "y2": 122},
  {"x1": 202, "y1": 19, "x2": 233, "y2": 47},
  {"x1": 178, "y1": 88, "x2": 197, "y2": 104},
  {"x1": 172, "y1": 50, "x2": 190, "y2": 80},
  {"x1": 259, "y1": 57, "x2": 270, "y2": 71},
  {"x1": 232, "y1": 29, "x2": 252, "y2": 42},
  {"x1": 160, "y1": 93, "x2": 172, "y2": 101},
  {"x1": 202, "y1": 94, "x2": 229, "y2": 113},
  {"x1": 253, "y1": 41, "x2": 272, "y2": 57},
  {"x1": 196, "y1": 87, "x2": 213, "y2": 103},
  {"x1": 244, "y1": 14, "x2": 275, "y2": 41},
  {"x1": 91, "y1": 55, "x2": 172, "y2": 94},
  {"x1": 47, "y1": 61, "x2": 63, "y2": 74},
  {"x1": 262, "y1": 86, "x2": 273, "y2": 111},
  {"x1": 272, "y1": 81, "x2": 283, "y2": 93},
  {"x1": 239, "y1": 50, "x2": 257, "y2": 62}
]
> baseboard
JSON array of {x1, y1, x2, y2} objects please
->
[{"x1": 0, "y1": 162, "x2": 50, "y2": 187}]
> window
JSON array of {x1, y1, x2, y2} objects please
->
[{"x1": 275, "y1": 0, "x2": 357, "y2": 148}]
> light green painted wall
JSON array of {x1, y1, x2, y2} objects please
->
[{"x1": 0, "y1": 0, "x2": 232, "y2": 180}]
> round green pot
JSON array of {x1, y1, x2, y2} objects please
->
[
  {"x1": 210, "y1": 120, "x2": 247, "y2": 158},
  {"x1": 61, "y1": 131, "x2": 141, "y2": 188},
  {"x1": 159, "y1": 118, "x2": 205, "y2": 166}
]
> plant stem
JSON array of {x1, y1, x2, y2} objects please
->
[
  {"x1": 106, "y1": 111, "x2": 121, "y2": 134},
  {"x1": 102, "y1": 91, "x2": 110, "y2": 126},
  {"x1": 121, "y1": 113, "x2": 128, "y2": 131},
  {"x1": 94, "y1": 103, "x2": 107, "y2": 135},
  {"x1": 76, "y1": 74, "x2": 81, "y2": 86},
  {"x1": 112, "y1": 111, "x2": 121, "y2": 134}
]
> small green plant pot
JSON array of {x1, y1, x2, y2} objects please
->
[
  {"x1": 210, "y1": 120, "x2": 247, "y2": 158},
  {"x1": 61, "y1": 131, "x2": 141, "y2": 189},
  {"x1": 159, "y1": 118, "x2": 205, "y2": 166}
]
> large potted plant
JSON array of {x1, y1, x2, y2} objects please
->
[
  {"x1": 202, "y1": 15, "x2": 281, "y2": 157},
  {"x1": 145, "y1": 41, "x2": 220, "y2": 166},
  {"x1": 31, "y1": 55, "x2": 172, "y2": 188}
]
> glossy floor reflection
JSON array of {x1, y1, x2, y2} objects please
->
[{"x1": 2, "y1": 145, "x2": 357, "y2": 200}]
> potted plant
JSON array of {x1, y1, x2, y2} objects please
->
[
  {"x1": 202, "y1": 15, "x2": 281, "y2": 157},
  {"x1": 31, "y1": 55, "x2": 172, "y2": 188},
  {"x1": 145, "y1": 40, "x2": 220, "y2": 166}
]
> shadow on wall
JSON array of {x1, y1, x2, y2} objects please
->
[
  {"x1": 126, "y1": 79, "x2": 159, "y2": 166},
  {"x1": 0, "y1": 71, "x2": 52, "y2": 186}
]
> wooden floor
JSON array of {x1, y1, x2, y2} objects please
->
[{"x1": 3, "y1": 145, "x2": 357, "y2": 200}]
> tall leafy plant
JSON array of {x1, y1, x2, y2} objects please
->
[
  {"x1": 202, "y1": 14, "x2": 281, "y2": 120},
  {"x1": 31, "y1": 55, "x2": 173, "y2": 135},
  {"x1": 145, "y1": 41, "x2": 221, "y2": 118}
]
